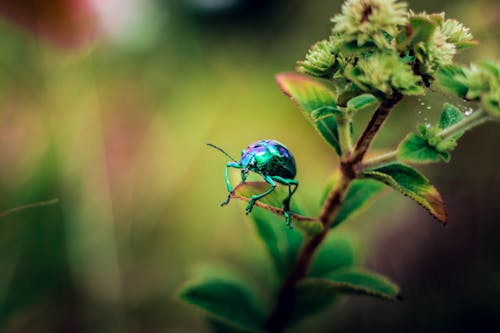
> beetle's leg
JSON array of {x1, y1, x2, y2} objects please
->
[
  {"x1": 272, "y1": 176, "x2": 299, "y2": 229},
  {"x1": 246, "y1": 175, "x2": 276, "y2": 215},
  {"x1": 221, "y1": 162, "x2": 241, "y2": 206}
]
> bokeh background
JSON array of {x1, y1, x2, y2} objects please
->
[{"x1": 0, "y1": 0, "x2": 498, "y2": 332}]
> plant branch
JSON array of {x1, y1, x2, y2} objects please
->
[
  {"x1": 265, "y1": 173, "x2": 352, "y2": 333},
  {"x1": 438, "y1": 108, "x2": 490, "y2": 138},
  {"x1": 230, "y1": 194, "x2": 318, "y2": 222},
  {"x1": 351, "y1": 92, "x2": 403, "y2": 165},
  {"x1": 265, "y1": 91, "x2": 404, "y2": 333},
  {"x1": 361, "y1": 150, "x2": 398, "y2": 170},
  {"x1": 0, "y1": 198, "x2": 59, "y2": 219},
  {"x1": 336, "y1": 115, "x2": 354, "y2": 157}
]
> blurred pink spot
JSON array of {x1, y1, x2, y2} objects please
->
[{"x1": 0, "y1": 0, "x2": 99, "y2": 49}]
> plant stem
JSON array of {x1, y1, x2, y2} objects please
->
[
  {"x1": 351, "y1": 92, "x2": 403, "y2": 165},
  {"x1": 438, "y1": 108, "x2": 490, "y2": 138},
  {"x1": 359, "y1": 108, "x2": 491, "y2": 171},
  {"x1": 361, "y1": 150, "x2": 398, "y2": 170},
  {"x1": 264, "y1": 92, "x2": 403, "y2": 333},
  {"x1": 0, "y1": 198, "x2": 59, "y2": 219},
  {"x1": 231, "y1": 193, "x2": 318, "y2": 222},
  {"x1": 265, "y1": 173, "x2": 352, "y2": 333},
  {"x1": 336, "y1": 115, "x2": 354, "y2": 157}
]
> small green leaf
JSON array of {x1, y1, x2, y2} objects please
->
[
  {"x1": 401, "y1": 50, "x2": 416, "y2": 64},
  {"x1": 436, "y1": 65, "x2": 468, "y2": 97},
  {"x1": 455, "y1": 40, "x2": 479, "y2": 50},
  {"x1": 397, "y1": 133, "x2": 442, "y2": 164},
  {"x1": 311, "y1": 106, "x2": 343, "y2": 120},
  {"x1": 361, "y1": 163, "x2": 447, "y2": 223},
  {"x1": 479, "y1": 60, "x2": 500, "y2": 77},
  {"x1": 339, "y1": 40, "x2": 378, "y2": 55},
  {"x1": 399, "y1": 16, "x2": 436, "y2": 50},
  {"x1": 276, "y1": 73, "x2": 342, "y2": 154},
  {"x1": 336, "y1": 83, "x2": 363, "y2": 107},
  {"x1": 483, "y1": 94, "x2": 500, "y2": 116},
  {"x1": 344, "y1": 66, "x2": 371, "y2": 92},
  {"x1": 291, "y1": 268, "x2": 400, "y2": 323},
  {"x1": 439, "y1": 103, "x2": 465, "y2": 129},
  {"x1": 179, "y1": 275, "x2": 264, "y2": 331},
  {"x1": 252, "y1": 208, "x2": 302, "y2": 279},
  {"x1": 322, "y1": 171, "x2": 385, "y2": 227},
  {"x1": 310, "y1": 236, "x2": 355, "y2": 278},
  {"x1": 333, "y1": 179, "x2": 385, "y2": 227},
  {"x1": 435, "y1": 137, "x2": 459, "y2": 153},
  {"x1": 305, "y1": 268, "x2": 401, "y2": 300},
  {"x1": 398, "y1": 103, "x2": 466, "y2": 164},
  {"x1": 346, "y1": 94, "x2": 378, "y2": 113},
  {"x1": 408, "y1": 16, "x2": 436, "y2": 45}
]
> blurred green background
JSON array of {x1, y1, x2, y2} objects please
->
[{"x1": 0, "y1": 0, "x2": 498, "y2": 332}]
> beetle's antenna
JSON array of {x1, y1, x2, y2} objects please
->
[{"x1": 206, "y1": 143, "x2": 238, "y2": 162}]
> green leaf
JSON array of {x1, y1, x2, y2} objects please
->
[
  {"x1": 303, "y1": 268, "x2": 401, "y2": 301},
  {"x1": 478, "y1": 60, "x2": 500, "y2": 77},
  {"x1": 399, "y1": 16, "x2": 436, "y2": 50},
  {"x1": 455, "y1": 40, "x2": 479, "y2": 50},
  {"x1": 311, "y1": 106, "x2": 343, "y2": 120},
  {"x1": 398, "y1": 104, "x2": 466, "y2": 164},
  {"x1": 436, "y1": 65, "x2": 468, "y2": 97},
  {"x1": 179, "y1": 274, "x2": 264, "y2": 331},
  {"x1": 343, "y1": 66, "x2": 371, "y2": 92},
  {"x1": 408, "y1": 17, "x2": 436, "y2": 46},
  {"x1": 439, "y1": 103, "x2": 465, "y2": 129},
  {"x1": 397, "y1": 133, "x2": 443, "y2": 164},
  {"x1": 276, "y1": 73, "x2": 342, "y2": 154},
  {"x1": 361, "y1": 163, "x2": 447, "y2": 224},
  {"x1": 310, "y1": 236, "x2": 355, "y2": 278},
  {"x1": 434, "y1": 104, "x2": 466, "y2": 152},
  {"x1": 346, "y1": 94, "x2": 378, "y2": 114},
  {"x1": 336, "y1": 83, "x2": 363, "y2": 107},
  {"x1": 322, "y1": 171, "x2": 385, "y2": 227},
  {"x1": 483, "y1": 94, "x2": 500, "y2": 116},
  {"x1": 333, "y1": 179, "x2": 385, "y2": 227},
  {"x1": 401, "y1": 50, "x2": 416, "y2": 64},
  {"x1": 339, "y1": 40, "x2": 378, "y2": 55},
  {"x1": 291, "y1": 268, "x2": 400, "y2": 323},
  {"x1": 251, "y1": 208, "x2": 302, "y2": 278}
]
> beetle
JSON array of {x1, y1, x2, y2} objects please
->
[{"x1": 207, "y1": 140, "x2": 299, "y2": 228}]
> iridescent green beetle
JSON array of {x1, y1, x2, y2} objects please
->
[{"x1": 208, "y1": 140, "x2": 299, "y2": 228}]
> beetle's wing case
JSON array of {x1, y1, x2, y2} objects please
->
[
  {"x1": 268, "y1": 140, "x2": 297, "y2": 178},
  {"x1": 242, "y1": 140, "x2": 297, "y2": 178}
]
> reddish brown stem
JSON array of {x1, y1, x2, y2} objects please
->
[
  {"x1": 231, "y1": 194, "x2": 318, "y2": 222},
  {"x1": 351, "y1": 92, "x2": 403, "y2": 165},
  {"x1": 264, "y1": 92, "x2": 403, "y2": 333}
]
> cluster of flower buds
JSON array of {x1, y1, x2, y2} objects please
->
[{"x1": 297, "y1": 0, "x2": 477, "y2": 99}]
